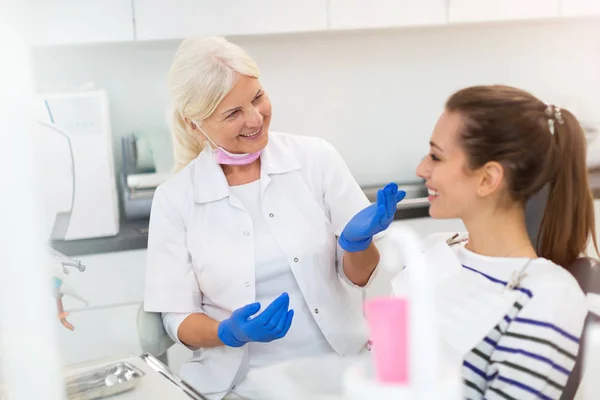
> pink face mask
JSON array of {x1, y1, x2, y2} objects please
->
[{"x1": 195, "y1": 122, "x2": 262, "y2": 166}]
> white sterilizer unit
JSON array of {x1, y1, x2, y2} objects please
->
[{"x1": 34, "y1": 89, "x2": 119, "y2": 240}]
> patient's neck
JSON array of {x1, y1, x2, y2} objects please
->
[{"x1": 462, "y1": 204, "x2": 538, "y2": 259}]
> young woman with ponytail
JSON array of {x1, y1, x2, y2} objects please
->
[{"x1": 412, "y1": 85, "x2": 598, "y2": 399}]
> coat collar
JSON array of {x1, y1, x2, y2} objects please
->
[{"x1": 192, "y1": 132, "x2": 301, "y2": 204}]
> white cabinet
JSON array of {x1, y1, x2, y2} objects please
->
[
  {"x1": 27, "y1": 0, "x2": 134, "y2": 46},
  {"x1": 448, "y1": 0, "x2": 560, "y2": 23},
  {"x1": 328, "y1": 0, "x2": 447, "y2": 30},
  {"x1": 56, "y1": 249, "x2": 147, "y2": 366},
  {"x1": 134, "y1": 0, "x2": 328, "y2": 41},
  {"x1": 61, "y1": 249, "x2": 147, "y2": 312},
  {"x1": 561, "y1": 0, "x2": 600, "y2": 17},
  {"x1": 57, "y1": 304, "x2": 141, "y2": 366}
]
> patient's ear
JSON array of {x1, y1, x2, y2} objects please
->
[{"x1": 476, "y1": 161, "x2": 504, "y2": 198}]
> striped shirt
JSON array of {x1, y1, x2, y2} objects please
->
[{"x1": 455, "y1": 245, "x2": 588, "y2": 400}]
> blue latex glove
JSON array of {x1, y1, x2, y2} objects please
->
[
  {"x1": 218, "y1": 292, "x2": 295, "y2": 347},
  {"x1": 338, "y1": 182, "x2": 406, "y2": 252}
]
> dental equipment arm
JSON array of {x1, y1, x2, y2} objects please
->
[
  {"x1": 50, "y1": 248, "x2": 87, "y2": 330},
  {"x1": 50, "y1": 248, "x2": 85, "y2": 273}
]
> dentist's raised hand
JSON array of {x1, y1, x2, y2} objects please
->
[
  {"x1": 338, "y1": 182, "x2": 406, "y2": 252},
  {"x1": 218, "y1": 292, "x2": 294, "y2": 347}
]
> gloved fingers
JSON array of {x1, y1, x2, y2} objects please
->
[
  {"x1": 271, "y1": 305, "x2": 293, "y2": 335},
  {"x1": 374, "y1": 204, "x2": 387, "y2": 227},
  {"x1": 274, "y1": 310, "x2": 295, "y2": 339},
  {"x1": 384, "y1": 183, "x2": 398, "y2": 217},
  {"x1": 265, "y1": 298, "x2": 289, "y2": 330},
  {"x1": 234, "y1": 302, "x2": 261, "y2": 320},
  {"x1": 396, "y1": 190, "x2": 407, "y2": 203},
  {"x1": 376, "y1": 187, "x2": 385, "y2": 209},
  {"x1": 254, "y1": 292, "x2": 289, "y2": 325}
]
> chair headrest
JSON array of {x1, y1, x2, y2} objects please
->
[
  {"x1": 569, "y1": 257, "x2": 600, "y2": 295},
  {"x1": 524, "y1": 185, "x2": 549, "y2": 252}
]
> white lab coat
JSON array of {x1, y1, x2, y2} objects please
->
[{"x1": 144, "y1": 132, "x2": 394, "y2": 399}]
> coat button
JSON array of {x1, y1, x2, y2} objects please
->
[
  {"x1": 243, "y1": 231, "x2": 249, "y2": 236},
  {"x1": 268, "y1": 213, "x2": 274, "y2": 218},
  {"x1": 314, "y1": 308, "x2": 319, "y2": 314},
  {"x1": 293, "y1": 257, "x2": 299, "y2": 262},
  {"x1": 244, "y1": 282, "x2": 251, "y2": 287}
]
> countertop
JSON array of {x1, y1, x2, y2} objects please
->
[{"x1": 50, "y1": 219, "x2": 149, "y2": 257}]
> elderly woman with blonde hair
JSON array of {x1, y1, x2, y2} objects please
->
[{"x1": 144, "y1": 36, "x2": 404, "y2": 399}]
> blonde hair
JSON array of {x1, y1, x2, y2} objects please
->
[{"x1": 167, "y1": 37, "x2": 260, "y2": 171}]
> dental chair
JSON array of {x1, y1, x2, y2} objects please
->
[
  {"x1": 526, "y1": 186, "x2": 600, "y2": 400},
  {"x1": 568, "y1": 258, "x2": 600, "y2": 400},
  {"x1": 137, "y1": 303, "x2": 173, "y2": 366}
]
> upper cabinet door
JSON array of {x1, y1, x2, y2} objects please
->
[
  {"x1": 328, "y1": 0, "x2": 447, "y2": 30},
  {"x1": 134, "y1": 0, "x2": 328, "y2": 41},
  {"x1": 561, "y1": 0, "x2": 600, "y2": 17},
  {"x1": 448, "y1": 0, "x2": 560, "y2": 23},
  {"x1": 28, "y1": 0, "x2": 134, "y2": 46}
]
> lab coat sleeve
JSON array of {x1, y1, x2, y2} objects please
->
[
  {"x1": 144, "y1": 186, "x2": 204, "y2": 313},
  {"x1": 318, "y1": 140, "x2": 389, "y2": 289},
  {"x1": 482, "y1": 285, "x2": 587, "y2": 400},
  {"x1": 162, "y1": 312, "x2": 200, "y2": 351}
]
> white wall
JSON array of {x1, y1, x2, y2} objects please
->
[{"x1": 31, "y1": 19, "x2": 600, "y2": 186}]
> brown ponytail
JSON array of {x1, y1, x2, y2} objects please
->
[
  {"x1": 538, "y1": 108, "x2": 599, "y2": 267},
  {"x1": 446, "y1": 85, "x2": 598, "y2": 268}
]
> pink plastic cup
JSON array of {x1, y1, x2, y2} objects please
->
[{"x1": 364, "y1": 297, "x2": 409, "y2": 384}]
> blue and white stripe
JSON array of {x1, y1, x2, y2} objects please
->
[{"x1": 460, "y1": 264, "x2": 581, "y2": 400}]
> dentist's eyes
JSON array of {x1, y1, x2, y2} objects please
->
[{"x1": 227, "y1": 110, "x2": 240, "y2": 119}]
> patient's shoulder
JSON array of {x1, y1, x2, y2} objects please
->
[
  {"x1": 421, "y1": 232, "x2": 584, "y2": 296},
  {"x1": 525, "y1": 257, "x2": 584, "y2": 296}
]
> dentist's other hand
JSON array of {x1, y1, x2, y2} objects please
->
[
  {"x1": 338, "y1": 182, "x2": 406, "y2": 252},
  {"x1": 218, "y1": 292, "x2": 295, "y2": 347}
]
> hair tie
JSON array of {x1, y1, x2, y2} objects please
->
[{"x1": 545, "y1": 104, "x2": 564, "y2": 135}]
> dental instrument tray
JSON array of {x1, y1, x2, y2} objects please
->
[{"x1": 65, "y1": 362, "x2": 144, "y2": 399}]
